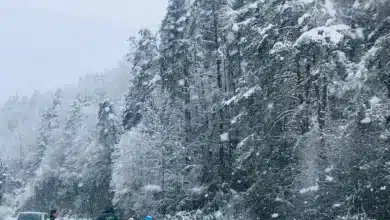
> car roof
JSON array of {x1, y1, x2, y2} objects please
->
[{"x1": 19, "y1": 212, "x2": 46, "y2": 214}]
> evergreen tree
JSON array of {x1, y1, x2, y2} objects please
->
[
  {"x1": 123, "y1": 29, "x2": 160, "y2": 130},
  {"x1": 86, "y1": 99, "x2": 120, "y2": 215},
  {"x1": 34, "y1": 89, "x2": 62, "y2": 174},
  {"x1": 0, "y1": 159, "x2": 6, "y2": 205}
]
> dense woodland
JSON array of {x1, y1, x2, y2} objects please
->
[{"x1": 1, "y1": 0, "x2": 390, "y2": 219}]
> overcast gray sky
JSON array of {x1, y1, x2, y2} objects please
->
[{"x1": 0, "y1": 0, "x2": 168, "y2": 102}]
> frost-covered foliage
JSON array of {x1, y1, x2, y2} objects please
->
[
  {"x1": 1, "y1": 0, "x2": 390, "y2": 219},
  {"x1": 0, "y1": 64, "x2": 129, "y2": 217}
]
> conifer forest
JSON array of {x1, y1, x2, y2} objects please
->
[{"x1": 1, "y1": 0, "x2": 390, "y2": 219}]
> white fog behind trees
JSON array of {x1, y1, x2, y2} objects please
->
[{"x1": 1, "y1": 0, "x2": 390, "y2": 219}]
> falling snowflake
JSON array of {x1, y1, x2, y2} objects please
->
[
  {"x1": 361, "y1": 117, "x2": 371, "y2": 124},
  {"x1": 325, "y1": 165, "x2": 334, "y2": 173},
  {"x1": 220, "y1": 132, "x2": 229, "y2": 142},
  {"x1": 326, "y1": 175, "x2": 334, "y2": 182},
  {"x1": 178, "y1": 79, "x2": 185, "y2": 86},
  {"x1": 232, "y1": 23, "x2": 239, "y2": 32}
]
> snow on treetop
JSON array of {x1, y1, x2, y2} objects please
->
[{"x1": 294, "y1": 24, "x2": 353, "y2": 47}]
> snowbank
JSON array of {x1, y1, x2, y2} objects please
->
[{"x1": 0, "y1": 206, "x2": 14, "y2": 220}]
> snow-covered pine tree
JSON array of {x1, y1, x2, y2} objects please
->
[
  {"x1": 0, "y1": 160, "x2": 20, "y2": 208},
  {"x1": 87, "y1": 99, "x2": 120, "y2": 215},
  {"x1": 123, "y1": 28, "x2": 160, "y2": 130},
  {"x1": 33, "y1": 89, "x2": 62, "y2": 173},
  {"x1": 116, "y1": 24, "x2": 187, "y2": 216},
  {"x1": 98, "y1": 100, "x2": 120, "y2": 150},
  {"x1": 55, "y1": 93, "x2": 90, "y2": 215},
  {"x1": 0, "y1": 159, "x2": 6, "y2": 205},
  {"x1": 113, "y1": 95, "x2": 171, "y2": 219},
  {"x1": 21, "y1": 89, "x2": 63, "y2": 211},
  {"x1": 159, "y1": 0, "x2": 200, "y2": 212}
]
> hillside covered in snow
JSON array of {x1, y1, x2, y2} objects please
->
[{"x1": 1, "y1": 0, "x2": 390, "y2": 219}]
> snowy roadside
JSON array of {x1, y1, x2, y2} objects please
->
[
  {"x1": 0, "y1": 207, "x2": 92, "y2": 220},
  {"x1": 0, "y1": 206, "x2": 14, "y2": 220}
]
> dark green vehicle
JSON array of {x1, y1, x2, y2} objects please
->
[{"x1": 16, "y1": 212, "x2": 49, "y2": 220}]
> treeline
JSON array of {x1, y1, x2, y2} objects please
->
[{"x1": 1, "y1": 0, "x2": 390, "y2": 219}]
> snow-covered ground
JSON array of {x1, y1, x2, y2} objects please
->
[{"x1": 0, "y1": 205, "x2": 16, "y2": 220}]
